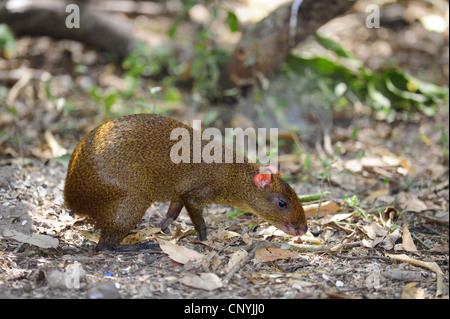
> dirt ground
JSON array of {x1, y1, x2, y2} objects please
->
[
  {"x1": 0, "y1": 0, "x2": 449, "y2": 300},
  {"x1": 0, "y1": 112, "x2": 448, "y2": 299}
]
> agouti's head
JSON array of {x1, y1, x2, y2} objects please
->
[{"x1": 249, "y1": 163, "x2": 307, "y2": 236}]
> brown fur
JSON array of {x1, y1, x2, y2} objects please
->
[{"x1": 64, "y1": 113, "x2": 307, "y2": 251}]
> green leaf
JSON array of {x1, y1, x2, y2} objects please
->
[
  {"x1": 226, "y1": 209, "x2": 247, "y2": 220},
  {"x1": 164, "y1": 86, "x2": 182, "y2": 102},
  {"x1": 0, "y1": 24, "x2": 16, "y2": 57},
  {"x1": 314, "y1": 33, "x2": 362, "y2": 68},
  {"x1": 53, "y1": 153, "x2": 72, "y2": 169},
  {"x1": 299, "y1": 192, "x2": 330, "y2": 202},
  {"x1": 367, "y1": 79, "x2": 391, "y2": 109},
  {"x1": 226, "y1": 11, "x2": 240, "y2": 32}
]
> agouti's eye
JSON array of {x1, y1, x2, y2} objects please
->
[{"x1": 278, "y1": 199, "x2": 287, "y2": 208}]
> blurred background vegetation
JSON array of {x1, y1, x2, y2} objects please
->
[{"x1": 0, "y1": 0, "x2": 448, "y2": 166}]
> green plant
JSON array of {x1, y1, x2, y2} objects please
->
[
  {"x1": 284, "y1": 33, "x2": 449, "y2": 121},
  {"x1": 167, "y1": 1, "x2": 236, "y2": 102},
  {"x1": 344, "y1": 195, "x2": 369, "y2": 219},
  {"x1": 0, "y1": 24, "x2": 16, "y2": 58}
]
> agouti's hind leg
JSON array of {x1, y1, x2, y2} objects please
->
[
  {"x1": 95, "y1": 197, "x2": 160, "y2": 253},
  {"x1": 158, "y1": 201, "x2": 183, "y2": 233}
]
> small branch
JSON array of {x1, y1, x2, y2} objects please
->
[{"x1": 223, "y1": 240, "x2": 330, "y2": 284}]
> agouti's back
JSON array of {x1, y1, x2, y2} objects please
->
[{"x1": 64, "y1": 113, "x2": 307, "y2": 253}]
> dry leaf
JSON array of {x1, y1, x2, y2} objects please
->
[
  {"x1": 398, "y1": 192, "x2": 428, "y2": 212},
  {"x1": 259, "y1": 226, "x2": 320, "y2": 244},
  {"x1": 157, "y1": 238, "x2": 205, "y2": 264},
  {"x1": 402, "y1": 225, "x2": 418, "y2": 253},
  {"x1": 361, "y1": 222, "x2": 389, "y2": 248},
  {"x1": 3, "y1": 229, "x2": 59, "y2": 249},
  {"x1": 363, "y1": 222, "x2": 388, "y2": 240},
  {"x1": 303, "y1": 201, "x2": 340, "y2": 218},
  {"x1": 179, "y1": 273, "x2": 223, "y2": 291},
  {"x1": 79, "y1": 230, "x2": 99, "y2": 243},
  {"x1": 364, "y1": 188, "x2": 390, "y2": 203},
  {"x1": 344, "y1": 159, "x2": 363, "y2": 173},
  {"x1": 385, "y1": 253, "x2": 443, "y2": 275},
  {"x1": 385, "y1": 253, "x2": 446, "y2": 298},
  {"x1": 226, "y1": 249, "x2": 248, "y2": 271},
  {"x1": 44, "y1": 129, "x2": 67, "y2": 157},
  {"x1": 121, "y1": 227, "x2": 161, "y2": 245},
  {"x1": 381, "y1": 228, "x2": 402, "y2": 250},
  {"x1": 255, "y1": 247, "x2": 300, "y2": 262},
  {"x1": 380, "y1": 207, "x2": 398, "y2": 228},
  {"x1": 218, "y1": 230, "x2": 241, "y2": 240},
  {"x1": 430, "y1": 243, "x2": 449, "y2": 254},
  {"x1": 259, "y1": 225, "x2": 289, "y2": 238},
  {"x1": 401, "y1": 282, "x2": 427, "y2": 299},
  {"x1": 241, "y1": 233, "x2": 253, "y2": 245},
  {"x1": 322, "y1": 212, "x2": 353, "y2": 224}
]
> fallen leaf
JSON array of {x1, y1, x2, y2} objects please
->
[
  {"x1": 121, "y1": 227, "x2": 161, "y2": 245},
  {"x1": 3, "y1": 229, "x2": 59, "y2": 249},
  {"x1": 398, "y1": 192, "x2": 428, "y2": 212},
  {"x1": 322, "y1": 212, "x2": 353, "y2": 224},
  {"x1": 218, "y1": 230, "x2": 241, "y2": 240},
  {"x1": 381, "y1": 227, "x2": 402, "y2": 250},
  {"x1": 361, "y1": 222, "x2": 388, "y2": 248},
  {"x1": 380, "y1": 207, "x2": 398, "y2": 228},
  {"x1": 364, "y1": 188, "x2": 390, "y2": 203},
  {"x1": 241, "y1": 233, "x2": 253, "y2": 245},
  {"x1": 79, "y1": 230, "x2": 99, "y2": 243},
  {"x1": 430, "y1": 243, "x2": 449, "y2": 254},
  {"x1": 225, "y1": 249, "x2": 248, "y2": 271},
  {"x1": 385, "y1": 253, "x2": 443, "y2": 275},
  {"x1": 385, "y1": 253, "x2": 445, "y2": 298},
  {"x1": 303, "y1": 201, "x2": 341, "y2": 218},
  {"x1": 44, "y1": 129, "x2": 67, "y2": 157},
  {"x1": 259, "y1": 225, "x2": 289, "y2": 238},
  {"x1": 157, "y1": 238, "x2": 205, "y2": 264},
  {"x1": 402, "y1": 225, "x2": 418, "y2": 253},
  {"x1": 288, "y1": 279, "x2": 315, "y2": 290},
  {"x1": 179, "y1": 273, "x2": 223, "y2": 291},
  {"x1": 401, "y1": 282, "x2": 427, "y2": 299},
  {"x1": 255, "y1": 247, "x2": 301, "y2": 262},
  {"x1": 259, "y1": 226, "x2": 321, "y2": 244},
  {"x1": 363, "y1": 222, "x2": 388, "y2": 240}
]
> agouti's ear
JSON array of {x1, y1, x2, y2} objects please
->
[{"x1": 253, "y1": 172, "x2": 273, "y2": 190}]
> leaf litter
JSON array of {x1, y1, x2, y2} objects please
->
[
  {"x1": 1, "y1": 114, "x2": 448, "y2": 299},
  {"x1": 0, "y1": 8, "x2": 448, "y2": 298}
]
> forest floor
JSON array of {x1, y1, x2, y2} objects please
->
[
  {"x1": 0, "y1": 110, "x2": 448, "y2": 299},
  {"x1": 0, "y1": 0, "x2": 448, "y2": 300}
]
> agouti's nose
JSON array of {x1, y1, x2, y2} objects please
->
[{"x1": 294, "y1": 225, "x2": 307, "y2": 236}]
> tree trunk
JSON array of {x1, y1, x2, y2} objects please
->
[
  {"x1": 0, "y1": 1, "x2": 136, "y2": 61},
  {"x1": 219, "y1": 0, "x2": 356, "y2": 91}
]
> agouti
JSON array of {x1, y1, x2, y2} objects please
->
[{"x1": 64, "y1": 113, "x2": 307, "y2": 253}]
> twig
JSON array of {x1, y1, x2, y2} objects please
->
[
  {"x1": 411, "y1": 233, "x2": 433, "y2": 250},
  {"x1": 223, "y1": 242, "x2": 260, "y2": 285},
  {"x1": 223, "y1": 241, "x2": 330, "y2": 284}
]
